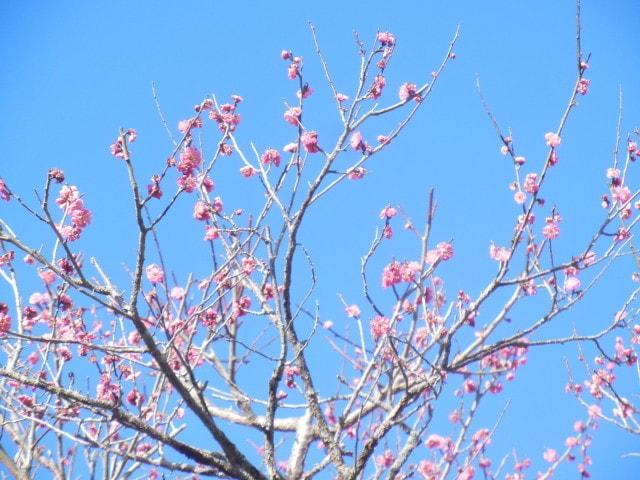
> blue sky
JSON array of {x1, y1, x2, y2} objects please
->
[{"x1": 1, "y1": 1, "x2": 640, "y2": 478}]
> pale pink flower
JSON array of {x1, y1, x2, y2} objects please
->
[
  {"x1": 379, "y1": 206, "x2": 397, "y2": 219},
  {"x1": 336, "y1": 93, "x2": 349, "y2": 102},
  {"x1": 322, "y1": 320, "x2": 333, "y2": 329},
  {"x1": 212, "y1": 197, "x2": 224, "y2": 213},
  {"x1": 398, "y1": 82, "x2": 417, "y2": 101},
  {"x1": 377, "y1": 32, "x2": 396, "y2": 46},
  {"x1": 145, "y1": 264, "x2": 164, "y2": 284},
  {"x1": 38, "y1": 270, "x2": 56, "y2": 285},
  {"x1": 170, "y1": 287, "x2": 186, "y2": 300},
  {"x1": 576, "y1": 78, "x2": 590, "y2": 95},
  {"x1": 350, "y1": 131, "x2": 366, "y2": 151},
  {"x1": 367, "y1": 74, "x2": 386, "y2": 99},
  {"x1": 204, "y1": 226, "x2": 219, "y2": 241},
  {"x1": 500, "y1": 145, "x2": 509, "y2": 155},
  {"x1": 283, "y1": 142, "x2": 298, "y2": 153},
  {"x1": 425, "y1": 434, "x2": 450, "y2": 450},
  {"x1": 489, "y1": 244, "x2": 510, "y2": 262},
  {"x1": 543, "y1": 448, "x2": 558, "y2": 463},
  {"x1": 436, "y1": 242, "x2": 454, "y2": 261},
  {"x1": 417, "y1": 460, "x2": 440, "y2": 479},
  {"x1": 347, "y1": 167, "x2": 366, "y2": 180},
  {"x1": 564, "y1": 276, "x2": 581, "y2": 292},
  {"x1": 606, "y1": 168, "x2": 621, "y2": 179},
  {"x1": 301, "y1": 131, "x2": 320, "y2": 153},
  {"x1": 457, "y1": 466, "x2": 474, "y2": 480},
  {"x1": 515, "y1": 156, "x2": 526, "y2": 165},
  {"x1": 193, "y1": 201, "x2": 211, "y2": 221},
  {"x1": 612, "y1": 185, "x2": 631, "y2": 205},
  {"x1": 280, "y1": 50, "x2": 291, "y2": 60},
  {"x1": 375, "y1": 450, "x2": 395, "y2": 469},
  {"x1": 345, "y1": 304, "x2": 361, "y2": 318},
  {"x1": 544, "y1": 132, "x2": 561, "y2": 148},
  {"x1": 370, "y1": 315, "x2": 391, "y2": 341},
  {"x1": 514, "y1": 191, "x2": 526, "y2": 204},
  {"x1": 297, "y1": 84, "x2": 314, "y2": 99},
  {"x1": 523, "y1": 173, "x2": 539, "y2": 194},
  {"x1": 283, "y1": 107, "x2": 302, "y2": 125},
  {"x1": 542, "y1": 221, "x2": 560, "y2": 240},
  {"x1": 261, "y1": 149, "x2": 281, "y2": 167},
  {"x1": 240, "y1": 166, "x2": 256, "y2": 178}
]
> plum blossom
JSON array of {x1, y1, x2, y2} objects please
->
[
  {"x1": 0, "y1": 178, "x2": 10, "y2": 201},
  {"x1": 283, "y1": 142, "x2": 298, "y2": 153},
  {"x1": 145, "y1": 264, "x2": 164, "y2": 284},
  {"x1": 370, "y1": 316, "x2": 391, "y2": 341},
  {"x1": 543, "y1": 448, "x2": 558, "y2": 463},
  {"x1": 284, "y1": 107, "x2": 302, "y2": 125},
  {"x1": 345, "y1": 304, "x2": 361, "y2": 318},
  {"x1": 336, "y1": 93, "x2": 349, "y2": 102},
  {"x1": 379, "y1": 206, "x2": 397, "y2": 219},
  {"x1": 489, "y1": 244, "x2": 510, "y2": 262},
  {"x1": 564, "y1": 275, "x2": 581, "y2": 292},
  {"x1": 367, "y1": 75, "x2": 386, "y2": 99},
  {"x1": 350, "y1": 131, "x2": 366, "y2": 151},
  {"x1": 240, "y1": 166, "x2": 256, "y2": 178},
  {"x1": 193, "y1": 201, "x2": 211, "y2": 221},
  {"x1": 301, "y1": 131, "x2": 320, "y2": 153},
  {"x1": 399, "y1": 82, "x2": 418, "y2": 102},
  {"x1": 436, "y1": 242, "x2": 454, "y2": 260},
  {"x1": 261, "y1": 149, "x2": 281, "y2": 167},
  {"x1": 576, "y1": 78, "x2": 590, "y2": 95},
  {"x1": 545, "y1": 132, "x2": 561, "y2": 148},
  {"x1": 347, "y1": 167, "x2": 366, "y2": 180},
  {"x1": 542, "y1": 219, "x2": 560, "y2": 240},
  {"x1": 377, "y1": 32, "x2": 396, "y2": 46}
]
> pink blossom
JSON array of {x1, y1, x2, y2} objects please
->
[
  {"x1": 212, "y1": 196, "x2": 224, "y2": 213},
  {"x1": 347, "y1": 167, "x2": 366, "y2": 180},
  {"x1": 204, "y1": 226, "x2": 219, "y2": 241},
  {"x1": 523, "y1": 173, "x2": 539, "y2": 194},
  {"x1": 370, "y1": 315, "x2": 391, "y2": 341},
  {"x1": 515, "y1": 155, "x2": 526, "y2": 165},
  {"x1": 457, "y1": 466, "x2": 474, "y2": 480},
  {"x1": 375, "y1": 450, "x2": 395, "y2": 468},
  {"x1": 0, "y1": 179, "x2": 10, "y2": 201},
  {"x1": 377, "y1": 32, "x2": 396, "y2": 46},
  {"x1": 145, "y1": 264, "x2": 164, "y2": 284},
  {"x1": 417, "y1": 460, "x2": 440, "y2": 479},
  {"x1": 367, "y1": 75, "x2": 386, "y2": 99},
  {"x1": 399, "y1": 82, "x2": 418, "y2": 102},
  {"x1": 612, "y1": 185, "x2": 631, "y2": 205},
  {"x1": 178, "y1": 117, "x2": 202, "y2": 133},
  {"x1": 38, "y1": 270, "x2": 56, "y2": 285},
  {"x1": 489, "y1": 244, "x2": 510, "y2": 262},
  {"x1": 284, "y1": 107, "x2": 302, "y2": 125},
  {"x1": 436, "y1": 242, "x2": 454, "y2": 261},
  {"x1": 297, "y1": 84, "x2": 313, "y2": 99},
  {"x1": 280, "y1": 50, "x2": 291, "y2": 60},
  {"x1": 193, "y1": 201, "x2": 211, "y2": 221},
  {"x1": 500, "y1": 145, "x2": 510, "y2": 155},
  {"x1": 261, "y1": 149, "x2": 281, "y2": 167},
  {"x1": 240, "y1": 166, "x2": 256, "y2": 178},
  {"x1": 514, "y1": 191, "x2": 526, "y2": 204},
  {"x1": 425, "y1": 434, "x2": 450, "y2": 450},
  {"x1": 336, "y1": 93, "x2": 349, "y2": 102},
  {"x1": 283, "y1": 142, "x2": 298, "y2": 153},
  {"x1": 542, "y1": 221, "x2": 560, "y2": 240},
  {"x1": 345, "y1": 304, "x2": 361, "y2": 318},
  {"x1": 350, "y1": 131, "x2": 366, "y2": 151},
  {"x1": 301, "y1": 131, "x2": 320, "y2": 153},
  {"x1": 564, "y1": 276, "x2": 581, "y2": 292},
  {"x1": 379, "y1": 206, "x2": 397, "y2": 219},
  {"x1": 543, "y1": 448, "x2": 558, "y2": 463},
  {"x1": 322, "y1": 320, "x2": 333, "y2": 329},
  {"x1": 545, "y1": 132, "x2": 561, "y2": 148},
  {"x1": 179, "y1": 146, "x2": 202, "y2": 172},
  {"x1": 576, "y1": 78, "x2": 590, "y2": 95},
  {"x1": 170, "y1": 287, "x2": 186, "y2": 300}
]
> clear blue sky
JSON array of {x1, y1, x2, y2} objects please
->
[{"x1": 1, "y1": 1, "x2": 639, "y2": 478}]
